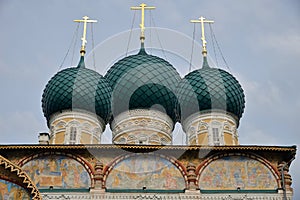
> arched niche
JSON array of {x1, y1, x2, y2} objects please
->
[
  {"x1": 21, "y1": 154, "x2": 92, "y2": 190},
  {"x1": 198, "y1": 154, "x2": 278, "y2": 190},
  {"x1": 104, "y1": 153, "x2": 186, "y2": 191},
  {"x1": 0, "y1": 179, "x2": 31, "y2": 200}
]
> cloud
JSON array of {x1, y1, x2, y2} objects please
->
[
  {"x1": 0, "y1": 111, "x2": 43, "y2": 144},
  {"x1": 259, "y1": 32, "x2": 300, "y2": 57}
]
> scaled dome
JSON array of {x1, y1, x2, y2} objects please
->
[
  {"x1": 105, "y1": 46, "x2": 181, "y2": 123},
  {"x1": 42, "y1": 57, "x2": 112, "y2": 126},
  {"x1": 177, "y1": 58, "x2": 245, "y2": 124}
]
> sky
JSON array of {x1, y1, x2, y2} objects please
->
[{"x1": 0, "y1": 0, "x2": 299, "y2": 197}]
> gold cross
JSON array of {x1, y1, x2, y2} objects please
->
[
  {"x1": 131, "y1": 3, "x2": 155, "y2": 43},
  {"x1": 74, "y1": 16, "x2": 97, "y2": 56},
  {"x1": 190, "y1": 16, "x2": 214, "y2": 56}
]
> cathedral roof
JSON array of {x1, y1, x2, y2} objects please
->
[
  {"x1": 41, "y1": 56, "x2": 112, "y2": 126},
  {"x1": 104, "y1": 45, "x2": 181, "y2": 123},
  {"x1": 177, "y1": 57, "x2": 245, "y2": 123}
]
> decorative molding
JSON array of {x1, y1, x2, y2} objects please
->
[
  {"x1": 41, "y1": 192, "x2": 293, "y2": 200},
  {"x1": 111, "y1": 109, "x2": 174, "y2": 145}
]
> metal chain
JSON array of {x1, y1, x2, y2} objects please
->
[
  {"x1": 126, "y1": 10, "x2": 137, "y2": 56},
  {"x1": 189, "y1": 23, "x2": 196, "y2": 72},
  {"x1": 150, "y1": 13, "x2": 167, "y2": 60},
  {"x1": 91, "y1": 23, "x2": 96, "y2": 70},
  {"x1": 58, "y1": 23, "x2": 79, "y2": 70}
]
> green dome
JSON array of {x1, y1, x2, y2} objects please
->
[
  {"x1": 42, "y1": 57, "x2": 112, "y2": 126},
  {"x1": 177, "y1": 58, "x2": 245, "y2": 123},
  {"x1": 104, "y1": 46, "x2": 181, "y2": 123}
]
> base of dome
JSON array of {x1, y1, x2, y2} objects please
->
[
  {"x1": 48, "y1": 109, "x2": 105, "y2": 144},
  {"x1": 182, "y1": 111, "x2": 239, "y2": 146},
  {"x1": 111, "y1": 109, "x2": 174, "y2": 145}
]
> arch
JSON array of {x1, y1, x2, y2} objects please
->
[
  {"x1": 149, "y1": 134, "x2": 159, "y2": 142},
  {"x1": 103, "y1": 153, "x2": 187, "y2": 191},
  {"x1": 0, "y1": 155, "x2": 41, "y2": 199},
  {"x1": 223, "y1": 122, "x2": 232, "y2": 131},
  {"x1": 82, "y1": 122, "x2": 92, "y2": 132},
  {"x1": 67, "y1": 119, "x2": 81, "y2": 126},
  {"x1": 18, "y1": 152, "x2": 94, "y2": 190},
  {"x1": 127, "y1": 134, "x2": 137, "y2": 143},
  {"x1": 55, "y1": 121, "x2": 66, "y2": 129},
  {"x1": 196, "y1": 152, "x2": 280, "y2": 190}
]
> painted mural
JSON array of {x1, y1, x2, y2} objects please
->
[
  {"x1": 106, "y1": 154, "x2": 185, "y2": 190},
  {"x1": 22, "y1": 155, "x2": 91, "y2": 189},
  {"x1": 199, "y1": 156, "x2": 277, "y2": 190},
  {"x1": 0, "y1": 179, "x2": 31, "y2": 200}
]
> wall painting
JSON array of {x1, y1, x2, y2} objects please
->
[
  {"x1": 22, "y1": 155, "x2": 91, "y2": 189},
  {"x1": 106, "y1": 154, "x2": 185, "y2": 190},
  {"x1": 199, "y1": 156, "x2": 277, "y2": 190}
]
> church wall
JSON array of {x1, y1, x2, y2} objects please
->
[
  {"x1": 224, "y1": 132, "x2": 233, "y2": 144},
  {"x1": 0, "y1": 145, "x2": 295, "y2": 199},
  {"x1": 80, "y1": 132, "x2": 92, "y2": 144},
  {"x1": 50, "y1": 132, "x2": 64, "y2": 144},
  {"x1": 197, "y1": 133, "x2": 208, "y2": 144}
]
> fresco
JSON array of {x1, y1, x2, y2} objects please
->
[
  {"x1": 22, "y1": 155, "x2": 91, "y2": 189},
  {"x1": 199, "y1": 156, "x2": 277, "y2": 190},
  {"x1": 0, "y1": 179, "x2": 31, "y2": 200},
  {"x1": 106, "y1": 154, "x2": 185, "y2": 190}
]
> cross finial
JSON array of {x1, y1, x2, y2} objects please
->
[
  {"x1": 74, "y1": 16, "x2": 97, "y2": 56},
  {"x1": 190, "y1": 16, "x2": 214, "y2": 57},
  {"x1": 131, "y1": 3, "x2": 155, "y2": 43}
]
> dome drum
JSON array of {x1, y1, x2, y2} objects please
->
[
  {"x1": 49, "y1": 110, "x2": 105, "y2": 144},
  {"x1": 111, "y1": 109, "x2": 173, "y2": 145},
  {"x1": 182, "y1": 111, "x2": 239, "y2": 145}
]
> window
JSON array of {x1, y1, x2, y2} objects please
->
[
  {"x1": 212, "y1": 128, "x2": 220, "y2": 145},
  {"x1": 70, "y1": 127, "x2": 77, "y2": 144}
]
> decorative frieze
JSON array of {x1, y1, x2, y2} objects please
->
[
  {"x1": 41, "y1": 192, "x2": 293, "y2": 200},
  {"x1": 111, "y1": 109, "x2": 174, "y2": 145}
]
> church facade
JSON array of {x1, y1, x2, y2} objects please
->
[{"x1": 0, "y1": 4, "x2": 296, "y2": 200}]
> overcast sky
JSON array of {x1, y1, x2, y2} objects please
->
[{"x1": 0, "y1": 0, "x2": 299, "y2": 198}]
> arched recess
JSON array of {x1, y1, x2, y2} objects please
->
[
  {"x1": 0, "y1": 155, "x2": 41, "y2": 199},
  {"x1": 18, "y1": 152, "x2": 94, "y2": 190},
  {"x1": 103, "y1": 153, "x2": 187, "y2": 191},
  {"x1": 196, "y1": 152, "x2": 280, "y2": 190}
]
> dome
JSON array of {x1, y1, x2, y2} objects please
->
[
  {"x1": 177, "y1": 57, "x2": 245, "y2": 124},
  {"x1": 42, "y1": 57, "x2": 112, "y2": 126},
  {"x1": 104, "y1": 46, "x2": 181, "y2": 123}
]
